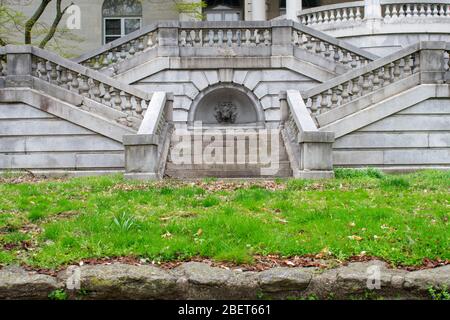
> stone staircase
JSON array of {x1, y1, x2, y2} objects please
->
[{"x1": 165, "y1": 128, "x2": 292, "y2": 178}]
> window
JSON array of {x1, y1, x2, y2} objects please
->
[
  {"x1": 205, "y1": 0, "x2": 242, "y2": 21},
  {"x1": 102, "y1": 0, "x2": 142, "y2": 44},
  {"x1": 280, "y1": 0, "x2": 286, "y2": 16}
]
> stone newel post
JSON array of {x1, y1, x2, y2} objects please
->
[{"x1": 5, "y1": 45, "x2": 33, "y2": 87}]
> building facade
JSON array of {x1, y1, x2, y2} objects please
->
[
  {"x1": 6, "y1": 0, "x2": 341, "y2": 55},
  {"x1": 0, "y1": 0, "x2": 449, "y2": 179}
]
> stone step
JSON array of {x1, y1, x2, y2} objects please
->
[
  {"x1": 166, "y1": 130, "x2": 292, "y2": 178},
  {"x1": 165, "y1": 167, "x2": 292, "y2": 179}
]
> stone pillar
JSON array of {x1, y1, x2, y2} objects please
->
[
  {"x1": 419, "y1": 42, "x2": 447, "y2": 84},
  {"x1": 298, "y1": 131, "x2": 335, "y2": 179},
  {"x1": 364, "y1": 0, "x2": 382, "y2": 20},
  {"x1": 286, "y1": 0, "x2": 301, "y2": 21},
  {"x1": 5, "y1": 45, "x2": 33, "y2": 88},
  {"x1": 123, "y1": 134, "x2": 160, "y2": 180},
  {"x1": 157, "y1": 21, "x2": 180, "y2": 57},
  {"x1": 252, "y1": 0, "x2": 267, "y2": 21}
]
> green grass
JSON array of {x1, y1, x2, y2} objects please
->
[{"x1": 0, "y1": 170, "x2": 448, "y2": 269}]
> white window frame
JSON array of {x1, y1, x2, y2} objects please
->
[{"x1": 103, "y1": 17, "x2": 142, "y2": 44}]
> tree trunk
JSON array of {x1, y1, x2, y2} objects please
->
[
  {"x1": 39, "y1": 0, "x2": 72, "y2": 49},
  {"x1": 24, "y1": 0, "x2": 52, "y2": 44}
]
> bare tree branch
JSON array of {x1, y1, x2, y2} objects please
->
[
  {"x1": 39, "y1": 0, "x2": 73, "y2": 49},
  {"x1": 24, "y1": 0, "x2": 52, "y2": 44}
]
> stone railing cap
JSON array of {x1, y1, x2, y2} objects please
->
[{"x1": 5, "y1": 45, "x2": 152, "y2": 101}]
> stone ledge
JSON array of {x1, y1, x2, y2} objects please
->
[{"x1": 1, "y1": 261, "x2": 449, "y2": 300}]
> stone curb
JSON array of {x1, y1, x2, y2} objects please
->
[{"x1": 0, "y1": 260, "x2": 449, "y2": 300}]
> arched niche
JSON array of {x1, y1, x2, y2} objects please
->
[{"x1": 189, "y1": 85, "x2": 265, "y2": 127}]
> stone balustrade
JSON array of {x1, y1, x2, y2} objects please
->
[
  {"x1": 76, "y1": 24, "x2": 159, "y2": 71},
  {"x1": 75, "y1": 21, "x2": 377, "y2": 75},
  {"x1": 292, "y1": 23, "x2": 373, "y2": 68},
  {"x1": 299, "y1": 1, "x2": 365, "y2": 26},
  {"x1": 302, "y1": 42, "x2": 449, "y2": 118},
  {"x1": 179, "y1": 27, "x2": 272, "y2": 47},
  {"x1": 382, "y1": 1, "x2": 450, "y2": 21},
  {"x1": 299, "y1": 1, "x2": 450, "y2": 27},
  {"x1": 2, "y1": 46, "x2": 152, "y2": 126}
]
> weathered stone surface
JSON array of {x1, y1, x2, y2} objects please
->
[
  {"x1": 404, "y1": 265, "x2": 450, "y2": 292},
  {"x1": 1, "y1": 261, "x2": 450, "y2": 300},
  {"x1": 0, "y1": 266, "x2": 61, "y2": 300},
  {"x1": 258, "y1": 267, "x2": 312, "y2": 294},
  {"x1": 58, "y1": 263, "x2": 179, "y2": 300},
  {"x1": 173, "y1": 262, "x2": 259, "y2": 300}
]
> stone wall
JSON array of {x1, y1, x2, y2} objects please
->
[
  {"x1": 134, "y1": 68, "x2": 319, "y2": 128},
  {"x1": 333, "y1": 99, "x2": 450, "y2": 169},
  {"x1": 0, "y1": 102, "x2": 125, "y2": 172}
]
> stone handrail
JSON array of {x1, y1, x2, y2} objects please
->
[
  {"x1": 123, "y1": 91, "x2": 173, "y2": 180},
  {"x1": 299, "y1": 1, "x2": 365, "y2": 26},
  {"x1": 381, "y1": 0, "x2": 450, "y2": 20},
  {"x1": 74, "y1": 20, "x2": 378, "y2": 74},
  {"x1": 138, "y1": 91, "x2": 168, "y2": 136},
  {"x1": 302, "y1": 42, "x2": 449, "y2": 117},
  {"x1": 74, "y1": 23, "x2": 159, "y2": 71},
  {"x1": 2, "y1": 45, "x2": 152, "y2": 123},
  {"x1": 292, "y1": 22, "x2": 377, "y2": 68}
]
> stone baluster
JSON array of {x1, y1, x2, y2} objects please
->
[
  {"x1": 341, "y1": 81, "x2": 350, "y2": 104},
  {"x1": 323, "y1": 43, "x2": 331, "y2": 60},
  {"x1": 59, "y1": 67, "x2": 69, "y2": 89},
  {"x1": 250, "y1": 29, "x2": 257, "y2": 46},
  {"x1": 330, "y1": 87, "x2": 339, "y2": 109},
  {"x1": 78, "y1": 75, "x2": 90, "y2": 97},
  {"x1": 135, "y1": 97, "x2": 143, "y2": 115},
  {"x1": 399, "y1": 5, "x2": 405, "y2": 18},
  {"x1": 329, "y1": 9, "x2": 336, "y2": 23},
  {"x1": 378, "y1": 68, "x2": 385, "y2": 87},
  {"x1": 90, "y1": 79, "x2": 101, "y2": 102},
  {"x1": 122, "y1": 92, "x2": 132, "y2": 113},
  {"x1": 323, "y1": 10, "x2": 329, "y2": 24},
  {"x1": 336, "y1": 8, "x2": 342, "y2": 22},
  {"x1": 300, "y1": 15, "x2": 307, "y2": 24},
  {"x1": 419, "y1": 4, "x2": 426, "y2": 17},
  {"x1": 321, "y1": 90, "x2": 331, "y2": 113},
  {"x1": 103, "y1": 84, "x2": 112, "y2": 107},
  {"x1": 38, "y1": 59, "x2": 48, "y2": 81},
  {"x1": 310, "y1": 96, "x2": 319, "y2": 114},
  {"x1": 383, "y1": 64, "x2": 392, "y2": 83},
  {"x1": 333, "y1": 46, "x2": 340, "y2": 63},
  {"x1": 393, "y1": 60, "x2": 401, "y2": 80},
  {"x1": 69, "y1": 72, "x2": 79, "y2": 94},
  {"x1": 111, "y1": 89, "x2": 122, "y2": 110},
  {"x1": 362, "y1": 73, "x2": 371, "y2": 95},
  {"x1": 356, "y1": 7, "x2": 362, "y2": 21},
  {"x1": 413, "y1": 4, "x2": 419, "y2": 17},
  {"x1": 342, "y1": 8, "x2": 348, "y2": 22},
  {"x1": 426, "y1": 4, "x2": 432, "y2": 17},
  {"x1": 351, "y1": 77, "x2": 360, "y2": 98},
  {"x1": 372, "y1": 69, "x2": 381, "y2": 90}
]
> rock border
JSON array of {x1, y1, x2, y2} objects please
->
[{"x1": 0, "y1": 260, "x2": 449, "y2": 300}]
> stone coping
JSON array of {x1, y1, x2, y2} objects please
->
[{"x1": 0, "y1": 260, "x2": 448, "y2": 300}]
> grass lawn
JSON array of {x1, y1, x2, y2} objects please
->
[{"x1": 0, "y1": 169, "x2": 448, "y2": 270}]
